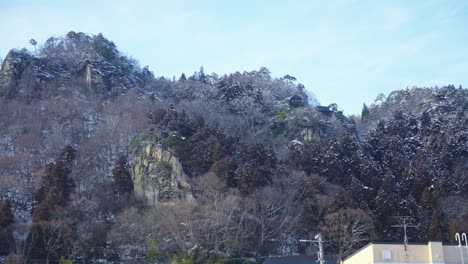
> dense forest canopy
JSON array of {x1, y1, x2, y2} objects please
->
[{"x1": 0, "y1": 32, "x2": 466, "y2": 263}]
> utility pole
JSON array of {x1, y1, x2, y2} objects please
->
[
  {"x1": 300, "y1": 233, "x2": 324, "y2": 264},
  {"x1": 391, "y1": 216, "x2": 419, "y2": 256},
  {"x1": 316, "y1": 233, "x2": 324, "y2": 264}
]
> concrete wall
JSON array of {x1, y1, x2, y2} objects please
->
[
  {"x1": 343, "y1": 244, "x2": 373, "y2": 264},
  {"x1": 372, "y1": 244, "x2": 431, "y2": 263},
  {"x1": 443, "y1": 245, "x2": 466, "y2": 264},
  {"x1": 428, "y1": 241, "x2": 445, "y2": 263},
  {"x1": 344, "y1": 241, "x2": 464, "y2": 264}
]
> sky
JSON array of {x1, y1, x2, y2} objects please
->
[{"x1": 0, "y1": 0, "x2": 467, "y2": 114}]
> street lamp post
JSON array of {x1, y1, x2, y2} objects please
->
[{"x1": 300, "y1": 233, "x2": 324, "y2": 264}]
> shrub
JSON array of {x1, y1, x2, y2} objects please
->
[
  {"x1": 130, "y1": 133, "x2": 156, "y2": 150},
  {"x1": 146, "y1": 238, "x2": 158, "y2": 263},
  {"x1": 59, "y1": 256, "x2": 73, "y2": 264},
  {"x1": 274, "y1": 111, "x2": 287, "y2": 120},
  {"x1": 155, "y1": 161, "x2": 172, "y2": 175}
]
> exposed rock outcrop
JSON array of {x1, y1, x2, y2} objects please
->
[
  {"x1": 131, "y1": 141, "x2": 193, "y2": 206},
  {"x1": 0, "y1": 49, "x2": 33, "y2": 98},
  {"x1": 1, "y1": 49, "x2": 31, "y2": 81},
  {"x1": 0, "y1": 32, "x2": 150, "y2": 101}
]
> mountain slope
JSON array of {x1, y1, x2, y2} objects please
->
[{"x1": 0, "y1": 32, "x2": 466, "y2": 263}]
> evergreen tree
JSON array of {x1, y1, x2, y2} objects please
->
[
  {"x1": 349, "y1": 177, "x2": 368, "y2": 206},
  {"x1": 112, "y1": 155, "x2": 134, "y2": 197},
  {"x1": 411, "y1": 150, "x2": 432, "y2": 199},
  {"x1": 234, "y1": 163, "x2": 255, "y2": 195},
  {"x1": 372, "y1": 189, "x2": 395, "y2": 240},
  {"x1": 420, "y1": 111, "x2": 431, "y2": 128},
  {"x1": 428, "y1": 209, "x2": 443, "y2": 240},
  {"x1": 29, "y1": 38, "x2": 38, "y2": 55},
  {"x1": 0, "y1": 199, "x2": 14, "y2": 255},
  {"x1": 33, "y1": 146, "x2": 76, "y2": 222},
  {"x1": 420, "y1": 187, "x2": 433, "y2": 209},
  {"x1": 199, "y1": 66, "x2": 207, "y2": 83},
  {"x1": 361, "y1": 103, "x2": 370, "y2": 120},
  {"x1": 0, "y1": 200, "x2": 14, "y2": 228},
  {"x1": 328, "y1": 189, "x2": 347, "y2": 213},
  {"x1": 179, "y1": 73, "x2": 187, "y2": 82},
  {"x1": 240, "y1": 143, "x2": 276, "y2": 187},
  {"x1": 321, "y1": 133, "x2": 361, "y2": 184}
]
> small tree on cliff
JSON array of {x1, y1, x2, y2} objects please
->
[
  {"x1": 112, "y1": 155, "x2": 134, "y2": 199},
  {"x1": 29, "y1": 39, "x2": 37, "y2": 56}
]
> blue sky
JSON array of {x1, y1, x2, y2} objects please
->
[{"x1": 1, "y1": 0, "x2": 467, "y2": 114}]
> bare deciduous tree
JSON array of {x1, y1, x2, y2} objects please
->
[{"x1": 322, "y1": 208, "x2": 374, "y2": 260}]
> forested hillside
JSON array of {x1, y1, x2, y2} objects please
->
[{"x1": 0, "y1": 32, "x2": 466, "y2": 263}]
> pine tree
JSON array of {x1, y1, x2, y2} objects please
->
[{"x1": 29, "y1": 38, "x2": 37, "y2": 55}]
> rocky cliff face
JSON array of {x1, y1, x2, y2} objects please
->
[
  {"x1": 1, "y1": 49, "x2": 29, "y2": 80},
  {"x1": 0, "y1": 49, "x2": 33, "y2": 98},
  {"x1": 131, "y1": 141, "x2": 193, "y2": 205},
  {"x1": 1, "y1": 32, "x2": 151, "y2": 101}
]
